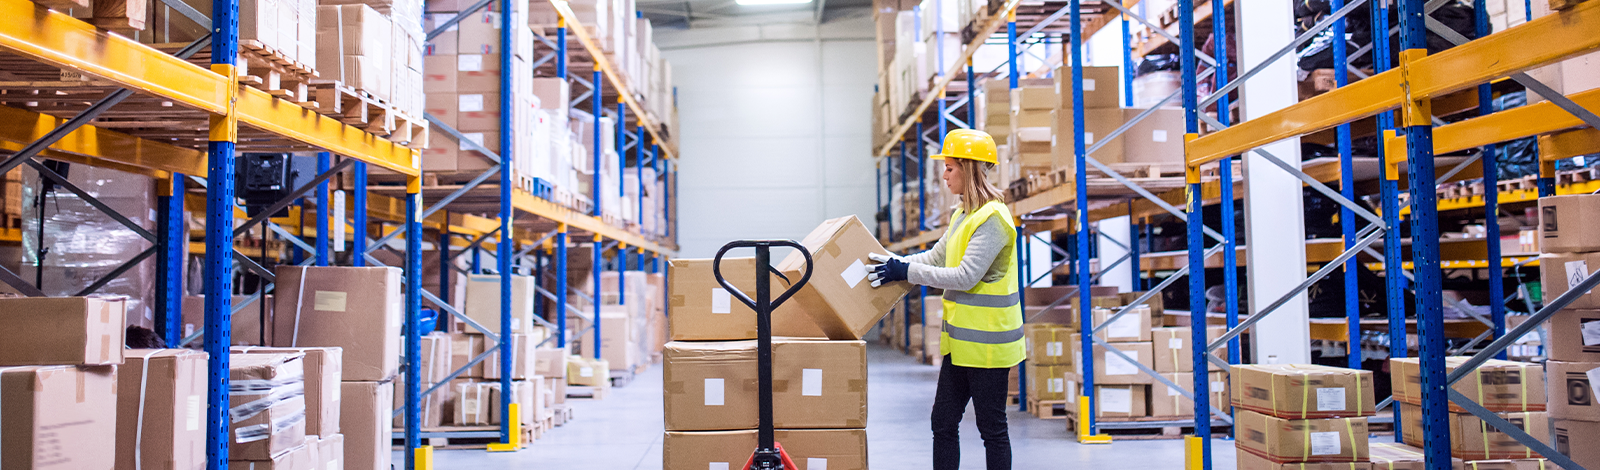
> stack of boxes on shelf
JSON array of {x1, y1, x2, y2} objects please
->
[
  {"x1": 446, "y1": 272, "x2": 564, "y2": 439},
  {"x1": 1231, "y1": 364, "x2": 1374, "y2": 470},
  {"x1": 0, "y1": 297, "x2": 124, "y2": 469},
  {"x1": 1066, "y1": 304, "x2": 1155, "y2": 419},
  {"x1": 1536, "y1": 193, "x2": 1600, "y2": 469},
  {"x1": 1390, "y1": 357, "x2": 1557, "y2": 467},
  {"x1": 580, "y1": 269, "x2": 669, "y2": 379},
  {"x1": 317, "y1": 0, "x2": 427, "y2": 121},
  {"x1": 420, "y1": 0, "x2": 537, "y2": 173},
  {"x1": 1146, "y1": 320, "x2": 1229, "y2": 419},
  {"x1": 662, "y1": 215, "x2": 909, "y2": 469}
]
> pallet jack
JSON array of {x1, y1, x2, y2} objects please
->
[{"x1": 711, "y1": 240, "x2": 814, "y2": 470}]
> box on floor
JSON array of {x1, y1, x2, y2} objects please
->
[
  {"x1": 1232, "y1": 364, "x2": 1376, "y2": 419},
  {"x1": 229, "y1": 352, "x2": 308, "y2": 460},
  {"x1": 235, "y1": 347, "x2": 343, "y2": 437},
  {"x1": 0, "y1": 296, "x2": 125, "y2": 366},
  {"x1": 662, "y1": 429, "x2": 867, "y2": 470},
  {"x1": 567, "y1": 355, "x2": 611, "y2": 387},
  {"x1": 0, "y1": 366, "x2": 117, "y2": 468},
  {"x1": 1235, "y1": 409, "x2": 1371, "y2": 463},
  {"x1": 1390, "y1": 357, "x2": 1544, "y2": 412},
  {"x1": 272, "y1": 266, "x2": 402, "y2": 382},
  {"x1": 1238, "y1": 449, "x2": 1372, "y2": 470},
  {"x1": 777, "y1": 215, "x2": 912, "y2": 340},
  {"x1": 117, "y1": 349, "x2": 208, "y2": 470},
  {"x1": 341, "y1": 380, "x2": 393, "y2": 470},
  {"x1": 1398, "y1": 403, "x2": 1550, "y2": 461},
  {"x1": 663, "y1": 339, "x2": 867, "y2": 431}
]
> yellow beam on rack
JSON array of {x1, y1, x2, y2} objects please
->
[
  {"x1": 1187, "y1": 0, "x2": 1600, "y2": 168},
  {"x1": 547, "y1": 0, "x2": 676, "y2": 160},
  {"x1": 1383, "y1": 88, "x2": 1600, "y2": 159},
  {"x1": 1541, "y1": 127, "x2": 1600, "y2": 160},
  {"x1": 874, "y1": 0, "x2": 1025, "y2": 157},
  {"x1": 510, "y1": 188, "x2": 676, "y2": 257},
  {"x1": 0, "y1": 0, "x2": 421, "y2": 176},
  {"x1": 0, "y1": 105, "x2": 203, "y2": 178}
]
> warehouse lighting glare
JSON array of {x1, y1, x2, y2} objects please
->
[{"x1": 736, "y1": 0, "x2": 812, "y2": 5}]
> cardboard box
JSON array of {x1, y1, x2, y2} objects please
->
[
  {"x1": 663, "y1": 429, "x2": 868, "y2": 470},
  {"x1": 272, "y1": 266, "x2": 403, "y2": 381},
  {"x1": 663, "y1": 339, "x2": 868, "y2": 430},
  {"x1": 1095, "y1": 383, "x2": 1148, "y2": 418},
  {"x1": 1, "y1": 366, "x2": 118, "y2": 469},
  {"x1": 454, "y1": 53, "x2": 504, "y2": 93},
  {"x1": 1236, "y1": 409, "x2": 1370, "y2": 463},
  {"x1": 1540, "y1": 194, "x2": 1600, "y2": 253},
  {"x1": 1092, "y1": 306, "x2": 1152, "y2": 343},
  {"x1": 1368, "y1": 442, "x2": 1463, "y2": 470},
  {"x1": 1232, "y1": 364, "x2": 1376, "y2": 419},
  {"x1": 1239, "y1": 450, "x2": 1373, "y2": 470},
  {"x1": 567, "y1": 355, "x2": 610, "y2": 387},
  {"x1": 317, "y1": 433, "x2": 343, "y2": 470},
  {"x1": 1541, "y1": 252, "x2": 1600, "y2": 310},
  {"x1": 227, "y1": 438, "x2": 319, "y2": 469},
  {"x1": 234, "y1": 347, "x2": 342, "y2": 438},
  {"x1": 462, "y1": 274, "x2": 538, "y2": 335},
  {"x1": 1024, "y1": 323, "x2": 1075, "y2": 366},
  {"x1": 1071, "y1": 335, "x2": 1155, "y2": 385},
  {"x1": 1398, "y1": 403, "x2": 1549, "y2": 460},
  {"x1": 776, "y1": 215, "x2": 913, "y2": 340},
  {"x1": 533, "y1": 347, "x2": 567, "y2": 378},
  {"x1": 1547, "y1": 309, "x2": 1600, "y2": 362},
  {"x1": 1455, "y1": 460, "x2": 1554, "y2": 470},
  {"x1": 181, "y1": 295, "x2": 274, "y2": 346},
  {"x1": 116, "y1": 349, "x2": 207, "y2": 470},
  {"x1": 423, "y1": 54, "x2": 458, "y2": 93},
  {"x1": 1545, "y1": 360, "x2": 1599, "y2": 421},
  {"x1": 487, "y1": 380, "x2": 543, "y2": 427},
  {"x1": 0, "y1": 296, "x2": 125, "y2": 366},
  {"x1": 1151, "y1": 371, "x2": 1229, "y2": 417},
  {"x1": 1054, "y1": 65, "x2": 1124, "y2": 110},
  {"x1": 485, "y1": 332, "x2": 549, "y2": 380},
  {"x1": 229, "y1": 353, "x2": 307, "y2": 460},
  {"x1": 393, "y1": 381, "x2": 447, "y2": 428},
  {"x1": 1554, "y1": 419, "x2": 1600, "y2": 470},
  {"x1": 1391, "y1": 357, "x2": 1545, "y2": 412},
  {"x1": 453, "y1": 381, "x2": 494, "y2": 425},
  {"x1": 1121, "y1": 107, "x2": 1186, "y2": 165},
  {"x1": 1051, "y1": 107, "x2": 1126, "y2": 166},
  {"x1": 446, "y1": 332, "x2": 487, "y2": 378},
  {"x1": 587, "y1": 308, "x2": 636, "y2": 370},
  {"x1": 340, "y1": 381, "x2": 393, "y2": 470},
  {"x1": 666, "y1": 257, "x2": 826, "y2": 341},
  {"x1": 420, "y1": 333, "x2": 453, "y2": 383},
  {"x1": 1027, "y1": 363, "x2": 1074, "y2": 401},
  {"x1": 1151, "y1": 326, "x2": 1230, "y2": 373},
  {"x1": 1010, "y1": 87, "x2": 1057, "y2": 111}
]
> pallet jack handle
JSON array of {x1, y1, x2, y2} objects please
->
[{"x1": 711, "y1": 240, "x2": 813, "y2": 470}]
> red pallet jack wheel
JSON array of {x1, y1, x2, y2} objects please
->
[{"x1": 712, "y1": 240, "x2": 814, "y2": 470}]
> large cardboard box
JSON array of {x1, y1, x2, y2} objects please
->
[
  {"x1": 776, "y1": 215, "x2": 913, "y2": 340},
  {"x1": 1024, "y1": 323, "x2": 1075, "y2": 366},
  {"x1": 229, "y1": 353, "x2": 307, "y2": 460},
  {"x1": 1545, "y1": 360, "x2": 1599, "y2": 421},
  {"x1": 534, "y1": 347, "x2": 567, "y2": 378},
  {"x1": 1027, "y1": 363, "x2": 1073, "y2": 401},
  {"x1": 181, "y1": 295, "x2": 273, "y2": 346},
  {"x1": 1391, "y1": 357, "x2": 1545, "y2": 412},
  {"x1": 1010, "y1": 86, "x2": 1056, "y2": 111},
  {"x1": 447, "y1": 331, "x2": 487, "y2": 378},
  {"x1": 1054, "y1": 65, "x2": 1124, "y2": 110},
  {"x1": 663, "y1": 429, "x2": 868, "y2": 470},
  {"x1": 1398, "y1": 403, "x2": 1549, "y2": 460},
  {"x1": 662, "y1": 339, "x2": 868, "y2": 430},
  {"x1": 1092, "y1": 306, "x2": 1152, "y2": 343},
  {"x1": 580, "y1": 308, "x2": 636, "y2": 370},
  {"x1": 0, "y1": 296, "x2": 125, "y2": 366},
  {"x1": 393, "y1": 380, "x2": 447, "y2": 428},
  {"x1": 1121, "y1": 107, "x2": 1187, "y2": 165},
  {"x1": 317, "y1": 433, "x2": 344, "y2": 470},
  {"x1": 1554, "y1": 419, "x2": 1600, "y2": 470},
  {"x1": 1454, "y1": 460, "x2": 1554, "y2": 470},
  {"x1": 1231, "y1": 364, "x2": 1376, "y2": 419},
  {"x1": 1546, "y1": 309, "x2": 1600, "y2": 362},
  {"x1": 456, "y1": 93, "x2": 503, "y2": 132},
  {"x1": 227, "y1": 438, "x2": 319, "y2": 470},
  {"x1": 1151, "y1": 371, "x2": 1229, "y2": 417},
  {"x1": 235, "y1": 347, "x2": 342, "y2": 438},
  {"x1": 1236, "y1": 409, "x2": 1370, "y2": 463},
  {"x1": 340, "y1": 381, "x2": 393, "y2": 470},
  {"x1": 419, "y1": 333, "x2": 453, "y2": 383},
  {"x1": 1152, "y1": 326, "x2": 1230, "y2": 373},
  {"x1": 453, "y1": 381, "x2": 494, "y2": 425},
  {"x1": 1368, "y1": 442, "x2": 1463, "y2": 470},
  {"x1": 485, "y1": 332, "x2": 551, "y2": 380},
  {"x1": 1239, "y1": 450, "x2": 1373, "y2": 470},
  {"x1": 1539, "y1": 194, "x2": 1600, "y2": 253},
  {"x1": 1541, "y1": 252, "x2": 1600, "y2": 310},
  {"x1": 463, "y1": 274, "x2": 537, "y2": 335},
  {"x1": 454, "y1": 53, "x2": 504, "y2": 93},
  {"x1": 1098, "y1": 384, "x2": 1148, "y2": 418},
  {"x1": 116, "y1": 349, "x2": 207, "y2": 470},
  {"x1": 567, "y1": 355, "x2": 611, "y2": 387},
  {"x1": 1050, "y1": 107, "x2": 1126, "y2": 166},
  {"x1": 272, "y1": 266, "x2": 403, "y2": 381},
  {"x1": 666, "y1": 257, "x2": 826, "y2": 341},
  {"x1": 1070, "y1": 335, "x2": 1155, "y2": 385},
  {"x1": 1, "y1": 366, "x2": 119, "y2": 469}
]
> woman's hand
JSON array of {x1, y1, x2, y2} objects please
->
[{"x1": 866, "y1": 252, "x2": 908, "y2": 287}]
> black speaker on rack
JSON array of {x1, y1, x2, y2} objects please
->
[{"x1": 236, "y1": 153, "x2": 317, "y2": 217}]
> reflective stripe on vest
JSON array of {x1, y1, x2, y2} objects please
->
[
  {"x1": 943, "y1": 322, "x2": 1025, "y2": 344},
  {"x1": 943, "y1": 290, "x2": 1020, "y2": 309}
]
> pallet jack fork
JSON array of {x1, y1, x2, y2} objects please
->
[{"x1": 711, "y1": 240, "x2": 814, "y2": 470}]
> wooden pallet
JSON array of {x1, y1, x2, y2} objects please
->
[
  {"x1": 552, "y1": 404, "x2": 574, "y2": 426},
  {"x1": 566, "y1": 383, "x2": 610, "y2": 399},
  {"x1": 609, "y1": 368, "x2": 637, "y2": 388},
  {"x1": 1027, "y1": 399, "x2": 1071, "y2": 420},
  {"x1": 1066, "y1": 416, "x2": 1234, "y2": 440},
  {"x1": 237, "y1": 39, "x2": 318, "y2": 108},
  {"x1": 307, "y1": 80, "x2": 430, "y2": 150}
]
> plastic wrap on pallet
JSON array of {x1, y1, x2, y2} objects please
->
[{"x1": 20, "y1": 165, "x2": 160, "y2": 329}]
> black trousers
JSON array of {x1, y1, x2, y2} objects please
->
[{"x1": 931, "y1": 354, "x2": 1012, "y2": 470}]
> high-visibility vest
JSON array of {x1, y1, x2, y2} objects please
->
[{"x1": 940, "y1": 199, "x2": 1025, "y2": 368}]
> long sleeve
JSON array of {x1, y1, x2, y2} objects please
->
[
  {"x1": 901, "y1": 220, "x2": 952, "y2": 267},
  {"x1": 905, "y1": 214, "x2": 1010, "y2": 292}
]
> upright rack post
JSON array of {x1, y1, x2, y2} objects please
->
[
  {"x1": 618, "y1": 103, "x2": 627, "y2": 206},
  {"x1": 1473, "y1": 0, "x2": 1506, "y2": 358},
  {"x1": 900, "y1": 137, "x2": 908, "y2": 240},
  {"x1": 1333, "y1": 0, "x2": 1360, "y2": 369},
  {"x1": 157, "y1": 175, "x2": 185, "y2": 346},
  {"x1": 1007, "y1": 6, "x2": 1023, "y2": 411},
  {"x1": 204, "y1": 0, "x2": 241, "y2": 462},
  {"x1": 1016, "y1": 229, "x2": 1028, "y2": 412},
  {"x1": 593, "y1": 234, "x2": 603, "y2": 359},
  {"x1": 1069, "y1": 0, "x2": 1098, "y2": 439},
  {"x1": 495, "y1": 0, "x2": 516, "y2": 447},
  {"x1": 1213, "y1": 0, "x2": 1239, "y2": 374},
  {"x1": 557, "y1": 224, "x2": 569, "y2": 348},
  {"x1": 1395, "y1": 0, "x2": 1450, "y2": 467},
  {"x1": 917, "y1": 121, "x2": 926, "y2": 232},
  {"x1": 1371, "y1": 0, "x2": 1405, "y2": 442},
  {"x1": 404, "y1": 175, "x2": 426, "y2": 467},
  {"x1": 593, "y1": 70, "x2": 603, "y2": 218},
  {"x1": 353, "y1": 162, "x2": 368, "y2": 266},
  {"x1": 317, "y1": 152, "x2": 331, "y2": 266},
  {"x1": 1177, "y1": 0, "x2": 1211, "y2": 465}
]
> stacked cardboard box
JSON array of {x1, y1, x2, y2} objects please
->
[
  {"x1": 1023, "y1": 322, "x2": 1076, "y2": 405},
  {"x1": 1065, "y1": 306, "x2": 1156, "y2": 418},
  {"x1": 227, "y1": 352, "x2": 310, "y2": 463},
  {"x1": 1525, "y1": 2, "x2": 1600, "y2": 107},
  {"x1": 1532, "y1": 192, "x2": 1600, "y2": 469},
  {"x1": 451, "y1": 271, "x2": 563, "y2": 434},
  {"x1": 1009, "y1": 81, "x2": 1055, "y2": 174},
  {"x1": 1050, "y1": 66, "x2": 1123, "y2": 172},
  {"x1": 1231, "y1": 364, "x2": 1374, "y2": 467},
  {"x1": 0, "y1": 297, "x2": 125, "y2": 469},
  {"x1": 316, "y1": 0, "x2": 426, "y2": 119}
]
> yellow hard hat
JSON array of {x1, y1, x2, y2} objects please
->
[{"x1": 930, "y1": 129, "x2": 999, "y2": 164}]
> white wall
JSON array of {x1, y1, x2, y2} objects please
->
[{"x1": 661, "y1": 22, "x2": 879, "y2": 258}]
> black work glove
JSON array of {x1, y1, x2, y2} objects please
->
[{"x1": 866, "y1": 252, "x2": 908, "y2": 287}]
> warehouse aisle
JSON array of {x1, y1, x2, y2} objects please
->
[{"x1": 422, "y1": 343, "x2": 1237, "y2": 469}]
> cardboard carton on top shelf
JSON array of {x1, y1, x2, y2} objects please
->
[
  {"x1": 341, "y1": 381, "x2": 393, "y2": 470},
  {"x1": 272, "y1": 266, "x2": 402, "y2": 381},
  {"x1": 1235, "y1": 409, "x2": 1370, "y2": 463},
  {"x1": 776, "y1": 215, "x2": 913, "y2": 340},
  {"x1": 663, "y1": 429, "x2": 867, "y2": 470},
  {"x1": 662, "y1": 339, "x2": 868, "y2": 431},
  {"x1": 116, "y1": 349, "x2": 207, "y2": 470},
  {"x1": 0, "y1": 296, "x2": 125, "y2": 366},
  {"x1": 234, "y1": 346, "x2": 343, "y2": 438},
  {"x1": 1539, "y1": 194, "x2": 1600, "y2": 254},
  {"x1": 1544, "y1": 360, "x2": 1599, "y2": 421},
  {"x1": 1391, "y1": 356, "x2": 1545, "y2": 412},
  {"x1": 1231, "y1": 364, "x2": 1376, "y2": 419},
  {"x1": 1546, "y1": 309, "x2": 1600, "y2": 362},
  {"x1": 666, "y1": 257, "x2": 826, "y2": 341}
]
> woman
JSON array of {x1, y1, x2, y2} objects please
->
[{"x1": 867, "y1": 129, "x2": 1025, "y2": 470}]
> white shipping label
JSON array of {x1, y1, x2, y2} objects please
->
[
  {"x1": 711, "y1": 288, "x2": 732, "y2": 314},
  {"x1": 1107, "y1": 315, "x2": 1141, "y2": 339},
  {"x1": 580, "y1": 367, "x2": 594, "y2": 377},
  {"x1": 1049, "y1": 378, "x2": 1064, "y2": 393},
  {"x1": 313, "y1": 291, "x2": 348, "y2": 312},
  {"x1": 1309, "y1": 431, "x2": 1342, "y2": 456},
  {"x1": 1152, "y1": 130, "x2": 1169, "y2": 142},
  {"x1": 185, "y1": 324, "x2": 195, "y2": 337},
  {"x1": 1588, "y1": 367, "x2": 1600, "y2": 400},
  {"x1": 1105, "y1": 350, "x2": 1140, "y2": 376},
  {"x1": 1169, "y1": 338, "x2": 1184, "y2": 350},
  {"x1": 842, "y1": 259, "x2": 869, "y2": 288},
  {"x1": 1047, "y1": 342, "x2": 1064, "y2": 357},
  {"x1": 1085, "y1": 132, "x2": 1096, "y2": 145},
  {"x1": 802, "y1": 369, "x2": 823, "y2": 397},
  {"x1": 459, "y1": 94, "x2": 485, "y2": 112},
  {"x1": 1067, "y1": 381, "x2": 1078, "y2": 403},
  {"x1": 332, "y1": 190, "x2": 346, "y2": 251},
  {"x1": 705, "y1": 378, "x2": 726, "y2": 406},
  {"x1": 1581, "y1": 320, "x2": 1600, "y2": 346},
  {"x1": 1316, "y1": 388, "x2": 1347, "y2": 411},
  {"x1": 1167, "y1": 383, "x2": 1180, "y2": 397},
  {"x1": 807, "y1": 458, "x2": 828, "y2": 470},
  {"x1": 186, "y1": 395, "x2": 202, "y2": 431},
  {"x1": 1100, "y1": 387, "x2": 1132, "y2": 413},
  {"x1": 1212, "y1": 381, "x2": 1226, "y2": 392},
  {"x1": 1084, "y1": 79, "x2": 1097, "y2": 91},
  {"x1": 1567, "y1": 260, "x2": 1592, "y2": 292},
  {"x1": 458, "y1": 54, "x2": 483, "y2": 72},
  {"x1": 710, "y1": 463, "x2": 730, "y2": 470}
]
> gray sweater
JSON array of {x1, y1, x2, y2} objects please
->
[{"x1": 902, "y1": 211, "x2": 1013, "y2": 292}]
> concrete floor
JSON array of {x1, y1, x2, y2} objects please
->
[{"x1": 415, "y1": 343, "x2": 1237, "y2": 469}]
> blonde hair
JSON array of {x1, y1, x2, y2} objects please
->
[{"x1": 948, "y1": 157, "x2": 1005, "y2": 214}]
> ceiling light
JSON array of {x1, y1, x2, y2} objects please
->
[{"x1": 736, "y1": 0, "x2": 812, "y2": 6}]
